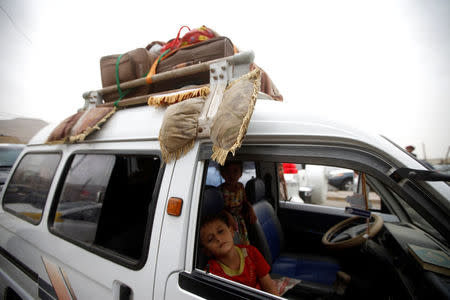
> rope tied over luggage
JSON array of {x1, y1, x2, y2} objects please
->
[
  {"x1": 114, "y1": 54, "x2": 131, "y2": 107},
  {"x1": 145, "y1": 26, "x2": 216, "y2": 85}
]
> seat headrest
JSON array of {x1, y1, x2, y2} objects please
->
[
  {"x1": 245, "y1": 178, "x2": 266, "y2": 204},
  {"x1": 201, "y1": 185, "x2": 224, "y2": 217}
]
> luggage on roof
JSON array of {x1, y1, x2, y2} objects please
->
[
  {"x1": 100, "y1": 48, "x2": 153, "y2": 102},
  {"x1": 97, "y1": 26, "x2": 282, "y2": 104},
  {"x1": 47, "y1": 26, "x2": 283, "y2": 165}
]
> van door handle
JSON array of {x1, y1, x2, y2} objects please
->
[
  {"x1": 113, "y1": 281, "x2": 132, "y2": 300},
  {"x1": 119, "y1": 285, "x2": 132, "y2": 300}
]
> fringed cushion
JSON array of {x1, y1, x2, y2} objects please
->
[
  {"x1": 251, "y1": 63, "x2": 283, "y2": 101},
  {"x1": 148, "y1": 86, "x2": 210, "y2": 107},
  {"x1": 210, "y1": 68, "x2": 261, "y2": 165},
  {"x1": 159, "y1": 97, "x2": 205, "y2": 163},
  {"x1": 47, "y1": 111, "x2": 85, "y2": 143},
  {"x1": 47, "y1": 107, "x2": 116, "y2": 144}
]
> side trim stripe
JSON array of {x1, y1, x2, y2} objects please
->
[
  {"x1": 60, "y1": 267, "x2": 78, "y2": 300},
  {"x1": 42, "y1": 257, "x2": 77, "y2": 300},
  {"x1": 0, "y1": 246, "x2": 60, "y2": 299},
  {"x1": 0, "y1": 246, "x2": 38, "y2": 282}
]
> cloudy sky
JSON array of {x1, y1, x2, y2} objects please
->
[{"x1": 0, "y1": 0, "x2": 449, "y2": 159}]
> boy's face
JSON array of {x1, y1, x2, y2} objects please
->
[
  {"x1": 221, "y1": 163, "x2": 242, "y2": 184},
  {"x1": 200, "y1": 219, "x2": 234, "y2": 258}
]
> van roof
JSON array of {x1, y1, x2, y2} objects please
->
[
  {"x1": 25, "y1": 98, "x2": 450, "y2": 200},
  {"x1": 29, "y1": 100, "x2": 372, "y2": 144},
  {"x1": 27, "y1": 99, "x2": 409, "y2": 167}
]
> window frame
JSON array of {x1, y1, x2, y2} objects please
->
[
  {"x1": 192, "y1": 161, "x2": 278, "y2": 297},
  {"x1": 199, "y1": 143, "x2": 448, "y2": 246},
  {"x1": 192, "y1": 143, "x2": 450, "y2": 297},
  {"x1": 277, "y1": 163, "x2": 392, "y2": 210},
  {"x1": 205, "y1": 160, "x2": 257, "y2": 188},
  {"x1": 2, "y1": 151, "x2": 62, "y2": 225},
  {"x1": 191, "y1": 159, "x2": 288, "y2": 299},
  {"x1": 276, "y1": 167, "x2": 404, "y2": 229},
  {"x1": 47, "y1": 150, "x2": 165, "y2": 270},
  {"x1": 179, "y1": 270, "x2": 278, "y2": 300}
]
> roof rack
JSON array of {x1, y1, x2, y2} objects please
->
[
  {"x1": 82, "y1": 51, "x2": 255, "y2": 113},
  {"x1": 81, "y1": 51, "x2": 256, "y2": 139}
]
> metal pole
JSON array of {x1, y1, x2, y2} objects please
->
[
  {"x1": 445, "y1": 146, "x2": 450, "y2": 164},
  {"x1": 361, "y1": 173, "x2": 370, "y2": 235},
  {"x1": 422, "y1": 142, "x2": 427, "y2": 160}
]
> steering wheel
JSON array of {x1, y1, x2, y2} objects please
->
[{"x1": 322, "y1": 214, "x2": 383, "y2": 249}]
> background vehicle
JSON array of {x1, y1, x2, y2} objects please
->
[
  {"x1": 434, "y1": 164, "x2": 450, "y2": 177},
  {"x1": 0, "y1": 144, "x2": 24, "y2": 191},
  {"x1": 327, "y1": 168, "x2": 355, "y2": 191}
]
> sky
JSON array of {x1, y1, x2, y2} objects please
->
[{"x1": 0, "y1": 0, "x2": 449, "y2": 160}]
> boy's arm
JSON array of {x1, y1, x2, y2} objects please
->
[{"x1": 259, "y1": 274, "x2": 279, "y2": 296}]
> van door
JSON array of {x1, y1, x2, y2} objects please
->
[
  {"x1": 45, "y1": 150, "x2": 168, "y2": 299},
  {"x1": 1, "y1": 152, "x2": 61, "y2": 300},
  {"x1": 163, "y1": 144, "x2": 279, "y2": 299}
]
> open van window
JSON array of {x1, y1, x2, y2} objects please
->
[
  {"x1": 192, "y1": 153, "x2": 438, "y2": 299},
  {"x1": 206, "y1": 160, "x2": 256, "y2": 187},
  {"x1": 278, "y1": 163, "x2": 385, "y2": 210}
]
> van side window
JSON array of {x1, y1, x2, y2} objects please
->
[
  {"x1": 50, "y1": 154, "x2": 161, "y2": 265},
  {"x1": 3, "y1": 153, "x2": 61, "y2": 224},
  {"x1": 206, "y1": 160, "x2": 256, "y2": 187},
  {"x1": 278, "y1": 163, "x2": 383, "y2": 211}
]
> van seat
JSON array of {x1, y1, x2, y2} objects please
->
[
  {"x1": 201, "y1": 185, "x2": 225, "y2": 217},
  {"x1": 246, "y1": 178, "x2": 340, "y2": 285},
  {"x1": 196, "y1": 185, "x2": 225, "y2": 270}
]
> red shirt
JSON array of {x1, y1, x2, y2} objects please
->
[{"x1": 207, "y1": 245, "x2": 270, "y2": 290}]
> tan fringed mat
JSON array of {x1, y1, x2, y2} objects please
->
[
  {"x1": 250, "y1": 63, "x2": 283, "y2": 101},
  {"x1": 210, "y1": 68, "x2": 261, "y2": 165},
  {"x1": 159, "y1": 97, "x2": 205, "y2": 163},
  {"x1": 46, "y1": 111, "x2": 85, "y2": 144},
  {"x1": 46, "y1": 107, "x2": 116, "y2": 144},
  {"x1": 148, "y1": 86, "x2": 210, "y2": 107}
]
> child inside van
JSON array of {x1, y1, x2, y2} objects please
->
[
  {"x1": 219, "y1": 161, "x2": 257, "y2": 245},
  {"x1": 199, "y1": 212, "x2": 279, "y2": 296}
]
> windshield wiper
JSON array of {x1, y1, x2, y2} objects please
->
[{"x1": 390, "y1": 168, "x2": 450, "y2": 182}]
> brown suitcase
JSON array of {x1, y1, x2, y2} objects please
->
[
  {"x1": 100, "y1": 48, "x2": 152, "y2": 102},
  {"x1": 157, "y1": 36, "x2": 234, "y2": 73}
]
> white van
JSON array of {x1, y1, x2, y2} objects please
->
[{"x1": 1, "y1": 54, "x2": 449, "y2": 300}]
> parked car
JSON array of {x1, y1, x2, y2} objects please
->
[
  {"x1": 434, "y1": 164, "x2": 450, "y2": 177},
  {"x1": 327, "y1": 168, "x2": 355, "y2": 191},
  {"x1": 0, "y1": 144, "x2": 24, "y2": 191},
  {"x1": 281, "y1": 163, "x2": 304, "y2": 203}
]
